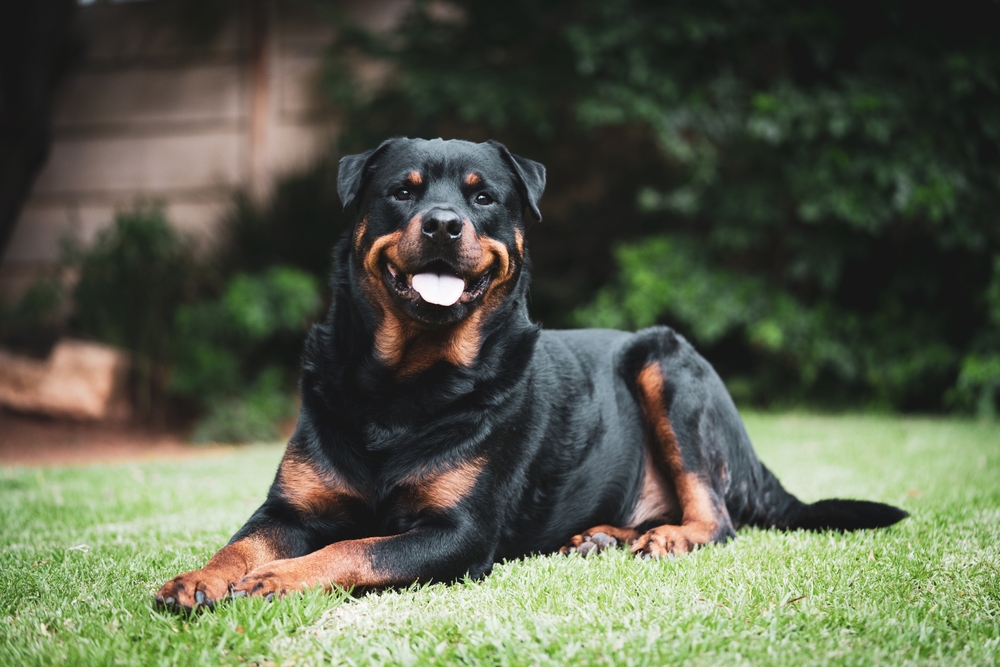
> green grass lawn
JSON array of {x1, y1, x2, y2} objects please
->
[{"x1": 1, "y1": 414, "x2": 998, "y2": 666}]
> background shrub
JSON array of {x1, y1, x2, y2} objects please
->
[
  {"x1": 51, "y1": 206, "x2": 321, "y2": 442},
  {"x1": 320, "y1": 0, "x2": 1000, "y2": 413},
  {"x1": 0, "y1": 277, "x2": 63, "y2": 357},
  {"x1": 65, "y1": 206, "x2": 194, "y2": 421},
  {"x1": 171, "y1": 266, "x2": 321, "y2": 442}
]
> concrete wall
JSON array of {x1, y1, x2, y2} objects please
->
[{"x1": 0, "y1": 0, "x2": 355, "y2": 299}]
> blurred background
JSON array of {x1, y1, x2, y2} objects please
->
[{"x1": 1, "y1": 0, "x2": 998, "y2": 449}]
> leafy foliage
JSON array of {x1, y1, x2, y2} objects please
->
[
  {"x1": 66, "y1": 206, "x2": 194, "y2": 420},
  {"x1": 62, "y1": 207, "x2": 320, "y2": 440},
  {"x1": 222, "y1": 160, "x2": 346, "y2": 283},
  {"x1": 171, "y1": 267, "x2": 321, "y2": 442},
  {"x1": 0, "y1": 277, "x2": 63, "y2": 356},
  {"x1": 323, "y1": 0, "x2": 1000, "y2": 412}
]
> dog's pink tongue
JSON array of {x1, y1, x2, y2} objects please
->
[{"x1": 411, "y1": 272, "x2": 465, "y2": 306}]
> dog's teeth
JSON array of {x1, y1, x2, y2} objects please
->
[{"x1": 387, "y1": 264, "x2": 400, "y2": 277}]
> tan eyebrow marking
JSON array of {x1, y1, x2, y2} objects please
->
[
  {"x1": 406, "y1": 171, "x2": 423, "y2": 185},
  {"x1": 465, "y1": 173, "x2": 482, "y2": 186}
]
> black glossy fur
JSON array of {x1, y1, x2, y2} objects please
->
[{"x1": 155, "y1": 138, "x2": 906, "y2": 610}]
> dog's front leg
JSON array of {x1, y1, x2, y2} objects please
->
[
  {"x1": 154, "y1": 512, "x2": 311, "y2": 611},
  {"x1": 232, "y1": 524, "x2": 489, "y2": 598}
]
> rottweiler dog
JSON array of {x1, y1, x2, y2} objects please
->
[{"x1": 155, "y1": 138, "x2": 906, "y2": 611}]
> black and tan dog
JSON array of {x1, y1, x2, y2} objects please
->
[{"x1": 155, "y1": 138, "x2": 906, "y2": 611}]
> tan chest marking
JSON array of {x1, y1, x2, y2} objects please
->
[
  {"x1": 402, "y1": 457, "x2": 486, "y2": 512},
  {"x1": 278, "y1": 450, "x2": 362, "y2": 518}
]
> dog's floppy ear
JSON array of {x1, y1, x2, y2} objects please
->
[
  {"x1": 337, "y1": 138, "x2": 398, "y2": 211},
  {"x1": 488, "y1": 140, "x2": 546, "y2": 222}
]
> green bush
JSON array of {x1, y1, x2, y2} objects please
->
[
  {"x1": 188, "y1": 367, "x2": 297, "y2": 444},
  {"x1": 171, "y1": 266, "x2": 321, "y2": 442},
  {"x1": 322, "y1": 0, "x2": 1000, "y2": 412},
  {"x1": 0, "y1": 278, "x2": 63, "y2": 356},
  {"x1": 66, "y1": 206, "x2": 194, "y2": 420},
  {"x1": 62, "y1": 206, "x2": 320, "y2": 440},
  {"x1": 222, "y1": 161, "x2": 346, "y2": 282}
]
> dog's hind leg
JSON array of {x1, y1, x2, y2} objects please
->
[{"x1": 628, "y1": 359, "x2": 737, "y2": 557}]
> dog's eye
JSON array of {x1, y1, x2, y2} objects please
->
[
  {"x1": 393, "y1": 188, "x2": 413, "y2": 201},
  {"x1": 474, "y1": 193, "x2": 494, "y2": 206}
]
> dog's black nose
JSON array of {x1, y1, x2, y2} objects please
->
[{"x1": 421, "y1": 209, "x2": 463, "y2": 244}]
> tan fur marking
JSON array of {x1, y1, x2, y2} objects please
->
[
  {"x1": 633, "y1": 362, "x2": 721, "y2": 555},
  {"x1": 357, "y1": 217, "x2": 519, "y2": 376},
  {"x1": 636, "y1": 363, "x2": 684, "y2": 473},
  {"x1": 354, "y1": 217, "x2": 368, "y2": 249},
  {"x1": 399, "y1": 235, "x2": 514, "y2": 374},
  {"x1": 204, "y1": 535, "x2": 280, "y2": 579},
  {"x1": 627, "y1": 445, "x2": 680, "y2": 528},
  {"x1": 407, "y1": 170, "x2": 422, "y2": 185},
  {"x1": 156, "y1": 534, "x2": 282, "y2": 607},
  {"x1": 392, "y1": 230, "x2": 516, "y2": 376},
  {"x1": 515, "y1": 228, "x2": 524, "y2": 256},
  {"x1": 234, "y1": 536, "x2": 396, "y2": 596},
  {"x1": 360, "y1": 229, "x2": 418, "y2": 367},
  {"x1": 465, "y1": 172, "x2": 481, "y2": 186},
  {"x1": 364, "y1": 229, "x2": 404, "y2": 278},
  {"x1": 405, "y1": 457, "x2": 486, "y2": 511},
  {"x1": 278, "y1": 450, "x2": 360, "y2": 517}
]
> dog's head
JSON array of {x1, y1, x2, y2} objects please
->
[{"x1": 338, "y1": 138, "x2": 544, "y2": 373}]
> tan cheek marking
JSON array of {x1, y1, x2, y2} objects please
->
[
  {"x1": 404, "y1": 457, "x2": 486, "y2": 511},
  {"x1": 278, "y1": 450, "x2": 361, "y2": 517},
  {"x1": 364, "y1": 230, "x2": 404, "y2": 277},
  {"x1": 365, "y1": 222, "x2": 518, "y2": 376},
  {"x1": 515, "y1": 228, "x2": 524, "y2": 256},
  {"x1": 393, "y1": 229, "x2": 515, "y2": 376},
  {"x1": 411, "y1": 235, "x2": 514, "y2": 373},
  {"x1": 359, "y1": 229, "x2": 421, "y2": 367},
  {"x1": 465, "y1": 172, "x2": 481, "y2": 186},
  {"x1": 476, "y1": 236, "x2": 512, "y2": 281},
  {"x1": 636, "y1": 363, "x2": 719, "y2": 534}
]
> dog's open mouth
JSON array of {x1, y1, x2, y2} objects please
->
[{"x1": 386, "y1": 261, "x2": 491, "y2": 307}]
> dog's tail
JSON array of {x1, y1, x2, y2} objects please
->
[
  {"x1": 755, "y1": 465, "x2": 908, "y2": 532},
  {"x1": 777, "y1": 498, "x2": 909, "y2": 531}
]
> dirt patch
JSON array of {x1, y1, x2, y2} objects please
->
[{"x1": 0, "y1": 410, "x2": 234, "y2": 466}]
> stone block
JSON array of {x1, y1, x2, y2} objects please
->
[{"x1": 0, "y1": 339, "x2": 131, "y2": 421}]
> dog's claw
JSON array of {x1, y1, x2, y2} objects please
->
[
  {"x1": 231, "y1": 590, "x2": 247, "y2": 598},
  {"x1": 264, "y1": 593, "x2": 275, "y2": 602}
]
